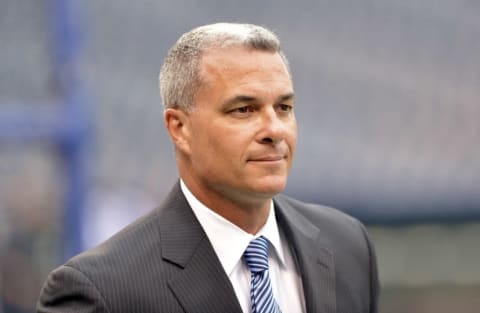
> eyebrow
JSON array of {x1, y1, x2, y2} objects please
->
[{"x1": 221, "y1": 92, "x2": 295, "y2": 109}]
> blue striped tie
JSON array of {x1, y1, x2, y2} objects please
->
[{"x1": 244, "y1": 236, "x2": 282, "y2": 313}]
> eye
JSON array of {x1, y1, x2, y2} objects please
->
[
  {"x1": 277, "y1": 103, "x2": 293, "y2": 113},
  {"x1": 230, "y1": 105, "x2": 255, "y2": 114}
]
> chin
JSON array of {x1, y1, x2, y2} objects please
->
[{"x1": 250, "y1": 177, "x2": 287, "y2": 196}]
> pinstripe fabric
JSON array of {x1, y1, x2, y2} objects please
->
[
  {"x1": 37, "y1": 181, "x2": 379, "y2": 313},
  {"x1": 244, "y1": 236, "x2": 281, "y2": 313}
]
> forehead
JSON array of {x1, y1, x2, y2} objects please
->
[{"x1": 198, "y1": 46, "x2": 292, "y2": 91}]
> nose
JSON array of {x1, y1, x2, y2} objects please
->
[{"x1": 258, "y1": 108, "x2": 287, "y2": 145}]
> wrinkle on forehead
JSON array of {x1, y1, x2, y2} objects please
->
[
  {"x1": 200, "y1": 48, "x2": 291, "y2": 88},
  {"x1": 192, "y1": 46, "x2": 293, "y2": 112}
]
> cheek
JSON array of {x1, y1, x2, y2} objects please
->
[
  {"x1": 211, "y1": 136, "x2": 242, "y2": 159},
  {"x1": 191, "y1": 118, "x2": 255, "y2": 164},
  {"x1": 287, "y1": 122, "x2": 298, "y2": 149},
  {"x1": 211, "y1": 122, "x2": 252, "y2": 147},
  {"x1": 194, "y1": 133, "x2": 236, "y2": 163}
]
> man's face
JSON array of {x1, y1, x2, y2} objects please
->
[{"x1": 180, "y1": 46, "x2": 297, "y2": 204}]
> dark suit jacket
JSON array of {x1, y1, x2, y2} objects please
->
[{"x1": 37, "y1": 182, "x2": 379, "y2": 313}]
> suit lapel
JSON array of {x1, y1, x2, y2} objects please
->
[
  {"x1": 158, "y1": 183, "x2": 242, "y2": 313},
  {"x1": 157, "y1": 183, "x2": 337, "y2": 313},
  {"x1": 274, "y1": 196, "x2": 337, "y2": 313}
]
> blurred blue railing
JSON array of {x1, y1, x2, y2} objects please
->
[{"x1": 0, "y1": 0, "x2": 92, "y2": 259}]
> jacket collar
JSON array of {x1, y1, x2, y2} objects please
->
[
  {"x1": 158, "y1": 182, "x2": 336, "y2": 313},
  {"x1": 158, "y1": 182, "x2": 243, "y2": 313},
  {"x1": 274, "y1": 194, "x2": 337, "y2": 313}
]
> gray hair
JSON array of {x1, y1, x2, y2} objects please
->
[{"x1": 159, "y1": 23, "x2": 290, "y2": 111}]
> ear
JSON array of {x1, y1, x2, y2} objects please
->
[{"x1": 164, "y1": 108, "x2": 192, "y2": 155}]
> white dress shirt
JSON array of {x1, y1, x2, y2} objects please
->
[{"x1": 180, "y1": 180, "x2": 306, "y2": 313}]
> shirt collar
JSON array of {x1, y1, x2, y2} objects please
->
[{"x1": 180, "y1": 180, "x2": 286, "y2": 276}]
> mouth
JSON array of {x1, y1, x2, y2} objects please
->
[{"x1": 247, "y1": 155, "x2": 287, "y2": 162}]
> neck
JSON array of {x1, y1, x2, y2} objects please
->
[{"x1": 181, "y1": 178, "x2": 272, "y2": 234}]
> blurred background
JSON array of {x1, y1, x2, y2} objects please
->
[{"x1": 1, "y1": 0, "x2": 479, "y2": 312}]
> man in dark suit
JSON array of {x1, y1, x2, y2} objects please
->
[{"x1": 37, "y1": 23, "x2": 379, "y2": 313}]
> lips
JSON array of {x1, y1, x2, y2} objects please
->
[
  {"x1": 247, "y1": 151, "x2": 288, "y2": 162},
  {"x1": 249, "y1": 155, "x2": 286, "y2": 162}
]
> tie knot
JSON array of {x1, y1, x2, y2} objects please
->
[{"x1": 244, "y1": 236, "x2": 270, "y2": 273}]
